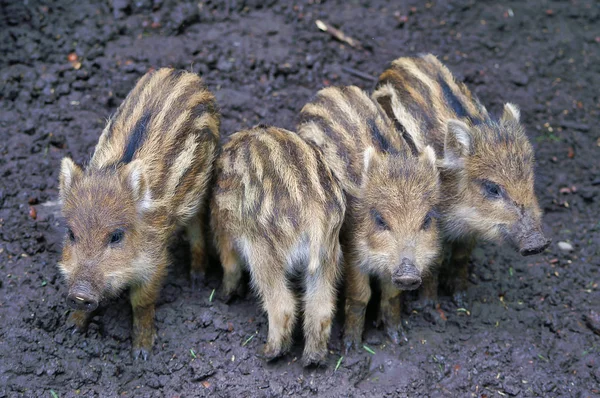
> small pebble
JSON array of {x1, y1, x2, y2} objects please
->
[{"x1": 557, "y1": 241, "x2": 573, "y2": 252}]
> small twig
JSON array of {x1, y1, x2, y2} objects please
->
[
  {"x1": 316, "y1": 20, "x2": 364, "y2": 50},
  {"x1": 341, "y1": 66, "x2": 377, "y2": 82}
]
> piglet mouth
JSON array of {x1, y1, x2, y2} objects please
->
[{"x1": 392, "y1": 260, "x2": 422, "y2": 291}]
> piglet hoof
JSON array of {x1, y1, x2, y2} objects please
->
[
  {"x1": 219, "y1": 282, "x2": 246, "y2": 303},
  {"x1": 218, "y1": 288, "x2": 235, "y2": 304},
  {"x1": 342, "y1": 333, "x2": 361, "y2": 355},
  {"x1": 68, "y1": 310, "x2": 90, "y2": 334},
  {"x1": 452, "y1": 291, "x2": 469, "y2": 309},
  {"x1": 190, "y1": 271, "x2": 206, "y2": 289},
  {"x1": 70, "y1": 324, "x2": 86, "y2": 335},
  {"x1": 259, "y1": 342, "x2": 286, "y2": 361},
  {"x1": 301, "y1": 351, "x2": 327, "y2": 368},
  {"x1": 132, "y1": 347, "x2": 151, "y2": 361},
  {"x1": 385, "y1": 325, "x2": 408, "y2": 346}
]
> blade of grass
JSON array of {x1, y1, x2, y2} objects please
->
[
  {"x1": 334, "y1": 356, "x2": 344, "y2": 372},
  {"x1": 208, "y1": 289, "x2": 215, "y2": 302},
  {"x1": 50, "y1": 391, "x2": 59, "y2": 398},
  {"x1": 242, "y1": 334, "x2": 255, "y2": 346},
  {"x1": 190, "y1": 349, "x2": 197, "y2": 359},
  {"x1": 457, "y1": 308, "x2": 471, "y2": 315},
  {"x1": 363, "y1": 345, "x2": 375, "y2": 355}
]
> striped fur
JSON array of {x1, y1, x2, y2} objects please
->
[
  {"x1": 211, "y1": 126, "x2": 345, "y2": 366},
  {"x1": 374, "y1": 54, "x2": 549, "y2": 304},
  {"x1": 374, "y1": 54, "x2": 489, "y2": 156},
  {"x1": 91, "y1": 68, "x2": 219, "y2": 222},
  {"x1": 297, "y1": 86, "x2": 441, "y2": 349},
  {"x1": 297, "y1": 85, "x2": 409, "y2": 197},
  {"x1": 58, "y1": 68, "x2": 220, "y2": 358}
]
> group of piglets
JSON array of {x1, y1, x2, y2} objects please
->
[{"x1": 57, "y1": 54, "x2": 550, "y2": 366}]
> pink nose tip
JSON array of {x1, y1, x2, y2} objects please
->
[{"x1": 66, "y1": 292, "x2": 98, "y2": 312}]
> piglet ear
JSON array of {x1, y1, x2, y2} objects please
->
[
  {"x1": 361, "y1": 146, "x2": 382, "y2": 186},
  {"x1": 363, "y1": 146, "x2": 376, "y2": 174},
  {"x1": 502, "y1": 103, "x2": 520, "y2": 123},
  {"x1": 420, "y1": 145, "x2": 437, "y2": 169},
  {"x1": 59, "y1": 157, "x2": 82, "y2": 200},
  {"x1": 122, "y1": 160, "x2": 152, "y2": 212},
  {"x1": 443, "y1": 119, "x2": 472, "y2": 169}
]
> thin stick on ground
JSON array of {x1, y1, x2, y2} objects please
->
[
  {"x1": 316, "y1": 20, "x2": 364, "y2": 50},
  {"x1": 342, "y1": 66, "x2": 377, "y2": 82}
]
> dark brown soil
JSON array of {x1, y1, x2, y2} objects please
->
[{"x1": 1, "y1": 1, "x2": 599, "y2": 397}]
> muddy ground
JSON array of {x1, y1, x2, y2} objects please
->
[{"x1": 1, "y1": 0, "x2": 599, "y2": 396}]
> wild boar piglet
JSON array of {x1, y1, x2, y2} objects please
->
[
  {"x1": 211, "y1": 125, "x2": 346, "y2": 366},
  {"x1": 374, "y1": 54, "x2": 550, "y2": 306},
  {"x1": 58, "y1": 68, "x2": 220, "y2": 359},
  {"x1": 297, "y1": 86, "x2": 441, "y2": 350}
]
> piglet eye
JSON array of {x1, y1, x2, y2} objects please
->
[
  {"x1": 483, "y1": 180, "x2": 502, "y2": 199},
  {"x1": 67, "y1": 228, "x2": 75, "y2": 242},
  {"x1": 371, "y1": 209, "x2": 389, "y2": 230},
  {"x1": 109, "y1": 229, "x2": 124, "y2": 245},
  {"x1": 421, "y1": 210, "x2": 438, "y2": 231},
  {"x1": 422, "y1": 214, "x2": 432, "y2": 230}
]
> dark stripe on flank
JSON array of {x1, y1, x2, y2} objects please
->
[
  {"x1": 379, "y1": 73, "x2": 435, "y2": 134},
  {"x1": 367, "y1": 118, "x2": 397, "y2": 155},
  {"x1": 376, "y1": 94, "x2": 419, "y2": 157},
  {"x1": 438, "y1": 74, "x2": 485, "y2": 125},
  {"x1": 439, "y1": 74, "x2": 468, "y2": 119},
  {"x1": 122, "y1": 112, "x2": 151, "y2": 164}
]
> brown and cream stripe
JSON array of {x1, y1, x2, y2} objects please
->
[
  {"x1": 297, "y1": 85, "x2": 410, "y2": 197},
  {"x1": 90, "y1": 68, "x2": 220, "y2": 224}
]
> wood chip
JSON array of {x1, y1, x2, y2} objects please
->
[
  {"x1": 315, "y1": 20, "x2": 363, "y2": 50},
  {"x1": 29, "y1": 206, "x2": 37, "y2": 220}
]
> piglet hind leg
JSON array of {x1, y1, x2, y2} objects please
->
[
  {"x1": 215, "y1": 232, "x2": 244, "y2": 303},
  {"x1": 377, "y1": 279, "x2": 407, "y2": 345},
  {"x1": 250, "y1": 252, "x2": 298, "y2": 361},
  {"x1": 130, "y1": 254, "x2": 166, "y2": 361},
  {"x1": 187, "y1": 209, "x2": 210, "y2": 289},
  {"x1": 342, "y1": 260, "x2": 371, "y2": 354},
  {"x1": 301, "y1": 245, "x2": 340, "y2": 367}
]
